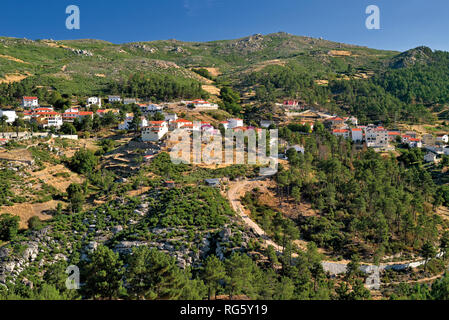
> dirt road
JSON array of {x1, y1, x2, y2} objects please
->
[
  {"x1": 225, "y1": 177, "x2": 441, "y2": 288},
  {"x1": 227, "y1": 178, "x2": 283, "y2": 252}
]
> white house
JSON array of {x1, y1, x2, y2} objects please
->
[
  {"x1": 179, "y1": 122, "x2": 201, "y2": 131},
  {"x1": 87, "y1": 97, "x2": 102, "y2": 107},
  {"x1": 142, "y1": 121, "x2": 168, "y2": 142},
  {"x1": 108, "y1": 96, "x2": 122, "y2": 103},
  {"x1": 366, "y1": 128, "x2": 388, "y2": 148},
  {"x1": 164, "y1": 113, "x2": 178, "y2": 122},
  {"x1": 40, "y1": 112, "x2": 63, "y2": 129},
  {"x1": 189, "y1": 100, "x2": 219, "y2": 110},
  {"x1": 0, "y1": 110, "x2": 17, "y2": 124},
  {"x1": 118, "y1": 115, "x2": 148, "y2": 130},
  {"x1": 408, "y1": 138, "x2": 422, "y2": 148},
  {"x1": 227, "y1": 118, "x2": 244, "y2": 129},
  {"x1": 123, "y1": 98, "x2": 137, "y2": 105},
  {"x1": 351, "y1": 128, "x2": 363, "y2": 143},
  {"x1": 22, "y1": 96, "x2": 39, "y2": 108},
  {"x1": 65, "y1": 107, "x2": 80, "y2": 113},
  {"x1": 142, "y1": 104, "x2": 163, "y2": 114},
  {"x1": 170, "y1": 119, "x2": 193, "y2": 130}
]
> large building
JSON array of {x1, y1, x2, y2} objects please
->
[
  {"x1": 170, "y1": 119, "x2": 193, "y2": 130},
  {"x1": 351, "y1": 128, "x2": 363, "y2": 143},
  {"x1": 366, "y1": 127, "x2": 388, "y2": 148},
  {"x1": 142, "y1": 104, "x2": 163, "y2": 115},
  {"x1": 22, "y1": 96, "x2": 39, "y2": 108},
  {"x1": 87, "y1": 97, "x2": 102, "y2": 107},
  {"x1": 123, "y1": 98, "x2": 137, "y2": 105},
  {"x1": 190, "y1": 100, "x2": 219, "y2": 110},
  {"x1": 142, "y1": 121, "x2": 169, "y2": 141},
  {"x1": 108, "y1": 96, "x2": 122, "y2": 103},
  {"x1": 0, "y1": 110, "x2": 17, "y2": 123},
  {"x1": 35, "y1": 112, "x2": 63, "y2": 129},
  {"x1": 227, "y1": 118, "x2": 244, "y2": 129}
]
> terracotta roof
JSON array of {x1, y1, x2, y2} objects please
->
[
  {"x1": 78, "y1": 111, "x2": 93, "y2": 116},
  {"x1": 329, "y1": 117, "x2": 344, "y2": 121},
  {"x1": 333, "y1": 129, "x2": 349, "y2": 133}
]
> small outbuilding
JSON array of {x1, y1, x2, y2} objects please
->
[{"x1": 205, "y1": 178, "x2": 220, "y2": 188}]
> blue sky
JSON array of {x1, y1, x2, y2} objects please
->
[{"x1": 0, "y1": 0, "x2": 447, "y2": 52}]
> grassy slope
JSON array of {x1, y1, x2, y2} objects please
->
[{"x1": 0, "y1": 33, "x2": 398, "y2": 95}]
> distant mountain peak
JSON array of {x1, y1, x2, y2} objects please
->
[{"x1": 390, "y1": 46, "x2": 434, "y2": 69}]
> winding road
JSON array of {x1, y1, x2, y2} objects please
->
[
  {"x1": 226, "y1": 177, "x2": 445, "y2": 289},
  {"x1": 227, "y1": 178, "x2": 283, "y2": 252}
]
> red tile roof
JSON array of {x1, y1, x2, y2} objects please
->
[
  {"x1": 333, "y1": 129, "x2": 349, "y2": 133},
  {"x1": 330, "y1": 117, "x2": 344, "y2": 121},
  {"x1": 78, "y1": 111, "x2": 93, "y2": 116}
]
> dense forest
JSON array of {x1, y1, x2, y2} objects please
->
[
  {"x1": 274, "y1": 123, "x2": 448, "y2": 261},
  {"x1": 242, "y1": 47, "x2": 449, "y2": 124},
  {"x1": 108, "y1": 74, "x2": 209, "y2": 102},
  {"x1": 0, "y1": 73, "x2": 208, "y2": 107}
]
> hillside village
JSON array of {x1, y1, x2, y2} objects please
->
[
  {"x1": 2, "y1": 33, "x2": 449, "y2": 302},
  {"x1": 4, "y1": 96, "x2": 448, "y2": 165}
]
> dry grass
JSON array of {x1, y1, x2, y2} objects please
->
[
  {"x1": 328, "y1": 50, "x2": 353, "y2": 57},
  {"x1": 0, "y1": 149, "x2": 33, "y2": 162},
  {"x1": 0, "y1": 200, "x2": 61, "y2": 229},
  {"x1": 203, "y1": 67, "x2": 221, "y2": 77},
  {"x1": 0, "y1": 73, "x2": 31, "y2": 84},
  {"x1": 252, "y1": 59, "x2": 286, "y2": 72},
  {"x1": 29, "y1": 164, "x2": 84, "y2": 192},
  {"x1": 0, "y1": 54, "x2": 28, "y2": 64},
  {"x1": 202, "y1": 84, "x2": 220, "y2": 95}
]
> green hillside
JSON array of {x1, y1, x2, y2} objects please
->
[{"x1": 1, "y1": 33, "x2": 449, "y2": 123}]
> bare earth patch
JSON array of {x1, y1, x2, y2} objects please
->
[
  {"x1": 0, "y1": 73, "x2": 31, "y2": 84},
  {"x1": 0, "y1": 201, "x2": 61, "y2": 229},
  {"x1": 328, "y1": 50, "x2": 353, "y2": 57},
  {"x1": 252, "y1": 59, "x2": 286, "y2": 72},
  {"x1": 0, "y1": 54, "x2": 28, "y2": 64},
  {"x1": 203, "y1": 67, "x2": 221, "y2": 77},
  {"x1": 202, "y1": 84, "x2": 220, "y2": 95},
  {"x1": 29, "y1": 164, "x2": 84, "y2": 192},
  {"x1": 0, "y1": 149, "x2": 33, "y2": 162}
]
